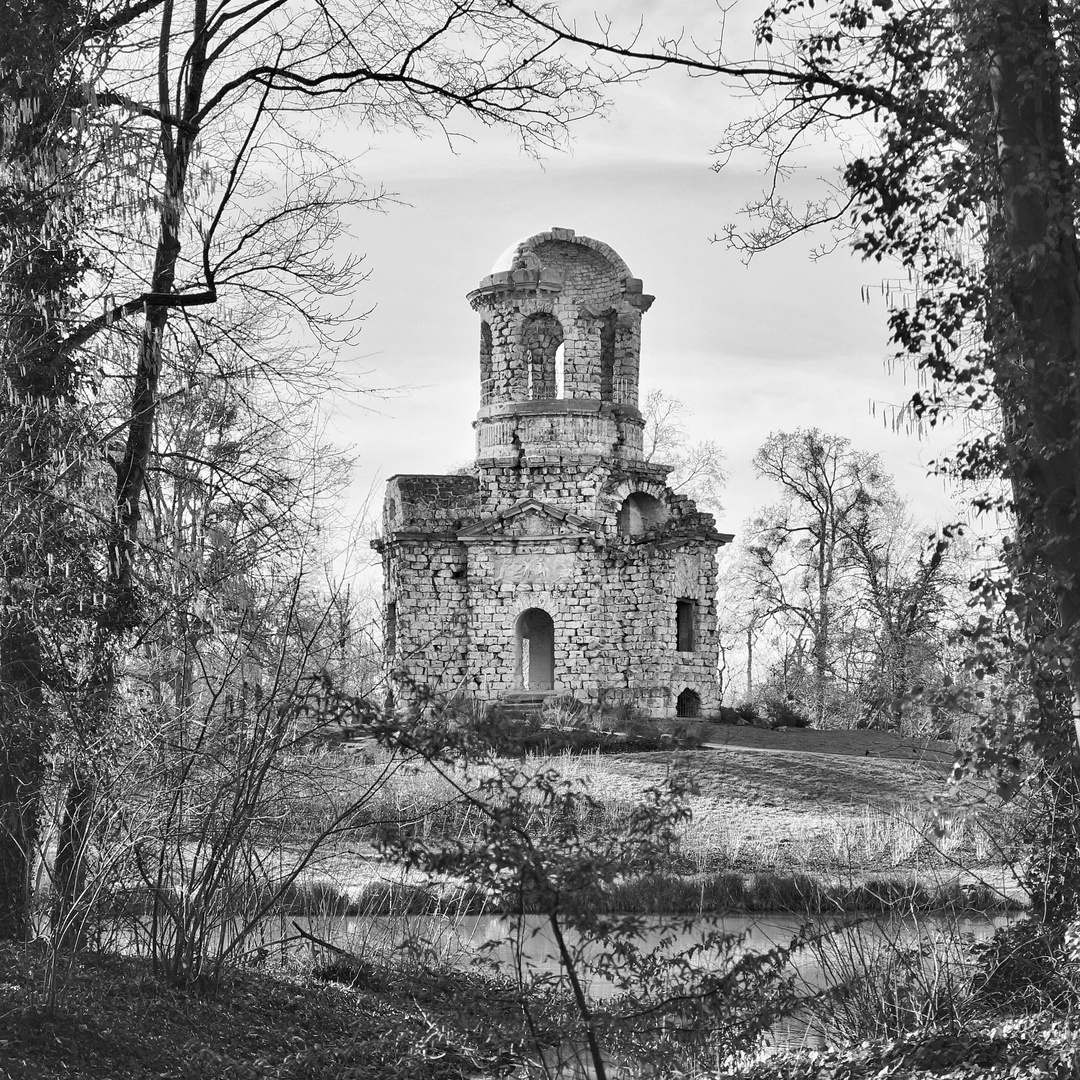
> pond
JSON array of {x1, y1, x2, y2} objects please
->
[{"x1": 285, "y1": 909, "x2": 1013, "y2": 1005}]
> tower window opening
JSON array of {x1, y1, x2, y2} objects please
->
[
  {"x1": 386, "y1": 601, "x2": 397, "y2": 658},
  {"x1": 555, "y1": 341, "x2": 565, "y2": 398},
  {"x1": 676, "y1": 599, "x2": 695, "y2": 652},
  {"x1": 520, "y1": 313, "x2": 563, "y2": 401},
  {"x1": 676, "y1": 688, "x2": 701, "y2": 718},
  {"x1": 480, "y1": 321, "x2": 493, "y2": 404},
  {"x1": 599, "y1": 311, "x2": 616, "y2": 400}
]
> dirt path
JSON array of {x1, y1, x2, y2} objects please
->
[
  {"x1": 590, "y1": 744, "x2": 951, "y2": 811},
  {"x1": 694, "y1": 723, "x2": 957, "y2": 766}
]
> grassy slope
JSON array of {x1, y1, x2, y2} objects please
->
[
  {"x1": 0, "y1": 946, "x2": 528, "y2": 1080},
  {"x1": 319, "y1": 725, "x2": 1021, "y2": 912},
  {"x1": 3, "y1": 944, "x2": 1073, "y2": 1080},
  {"x1": 530, "y1": 725, "x2": 1020, "y2": 900}
]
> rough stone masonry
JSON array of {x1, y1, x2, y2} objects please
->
[{"x1": 372, "y1": 228, "x2": 733, "y2": 718}]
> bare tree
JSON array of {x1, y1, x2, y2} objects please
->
[
  {"x1": 2, "y1": 0, "x2": 604, "y2": 937},
  {"x1": 641, "y1": 389, "x2": 726, "y2": 513},
  {"x1": 745, "y1": 430, "x2": 887, "y2": 725},
  {"x1": 845, "y1": 499, "x2": 969, "y2": 730}
]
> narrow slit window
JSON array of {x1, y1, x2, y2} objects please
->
[
  {"x1": 599, "y1": 311, "x2": 616, "y2": 400},
  {"x1": 386, "y1": 601, "x2": 397, "y2": 658},
  {"x1": 676, "y1": 599, "x2": 695, "y2": 652}
]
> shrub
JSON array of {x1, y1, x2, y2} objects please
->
[
  {"x1": 764, "y1": 695, "x2": 811, "y2": 728},
  {"x1": 540, "y1": 694, "x2": 586, "y2": 730},
  {"x1": 807, "y1": 916, "x2": 978, "y2": 1041},
  {"x1": 733, "y1": 700, "x2": 763, "y2": 724},
  {"x1": 970, "y1": 917, "x2": 1080, "y2": 1011}
]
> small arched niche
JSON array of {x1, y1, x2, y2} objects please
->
[
  {"x1": 676, "y1": 688, "x2": 701, "y2": 718},
  {"x1": 617, "y1": 492, "x2": 668, "y2": 537},
  {"x1": 515, "y1": 608, "x2": 555, "y2": 690},
  {"x1": 521, "y1": 313, "x2": 563, "y2": 400}
]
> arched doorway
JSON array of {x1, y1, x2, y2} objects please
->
[{"x1": 515, "y1": 608, "x2": 555, "y2": 691}]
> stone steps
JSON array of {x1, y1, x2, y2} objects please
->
[{"x1": 495, "y1": 690, "x2": 552, "y2": 720}]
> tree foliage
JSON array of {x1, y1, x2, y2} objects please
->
[
  {"x1": 0, "y1": 0, "x2": 119, "y2": 941},
  {"x1": 506, "y1": 0, "x2": 1080, "y2": 738}
]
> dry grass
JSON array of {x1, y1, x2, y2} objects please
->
[
  {"x1": 322, "y1": 732, "x2": 1022, "y2": 912},
  {"x1": 495, "y1": 743, "x2": 1016, "y2": 877},
  {"x1": 0, "y1": 941, "x2": 536, "y2": 1080}
]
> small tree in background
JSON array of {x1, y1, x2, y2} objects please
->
[
  {"x1": 642, "y1": 389, "x2": 727, "y2": 514},
  {"x1": 743, "y1": 430, "x2": 890, "y2": 726},
  {"x1": 728, "y1": 429, "x2": 972, "y2": 731}
]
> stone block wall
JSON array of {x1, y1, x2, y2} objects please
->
[
  {"x1": 380, "y1": 530, "x2": 721, "y2": 718},
  {"x1": 381, "y1": 538, "x2": 470, "y2": 692}
]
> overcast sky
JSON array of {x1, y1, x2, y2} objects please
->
[{"x1": 324, "y1": 16, "x2": 962, "y2": 561}]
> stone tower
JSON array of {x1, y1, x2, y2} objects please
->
[{"x1": 373, "y1": 228, "x2": 731, "y2": 718}]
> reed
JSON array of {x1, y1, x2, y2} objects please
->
[{"x1": 804, "y1": 912, "x2": 982, "y2": 1041}]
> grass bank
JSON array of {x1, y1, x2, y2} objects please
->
[
  {"x1": 1, "y1": 939, "x2": 1071, "y2": 1080},
  {"x1": 276, "y1": 868, "x2": 1018, "y2": 918},
  {"x1": 318, "y1": 727, "x2": 1023, "y2": 915},
  {"x1": 0, "y1": 943, "x2": 534, "y2": 1080}
]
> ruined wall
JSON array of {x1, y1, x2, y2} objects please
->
[
  {"x1": 381, "y1": 530, "x2": 721, "y2": 715},
  {"x1": 380, "y1": 535, "x2": 720, "y2": 716},
  {"x1": 470, "y1": 229, "x2": 649, "y2": 409},
  {"x1": 382, "y1": 538, "x2": 469, "y2": 691}
]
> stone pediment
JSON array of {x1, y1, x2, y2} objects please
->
[{"x1": 457, "y1": 498, "x2": 598, "y2": 542}]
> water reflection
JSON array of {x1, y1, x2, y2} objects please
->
[
  {"x1": 283, "y1": 909, "x2": 1015, "y2": 1055},
  {"x1": 299, "y1": 910, "x2": 1012, "y2": 999}
]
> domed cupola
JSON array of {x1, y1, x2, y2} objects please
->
[{"x1": 467, "y1": 227, "x2": 654, "y2": 469}]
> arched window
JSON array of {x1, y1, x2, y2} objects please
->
[
  {"x1": 676, "y1": 688, "x2": 701, "y2": 718},
  {"x1": 520, "y1": 314, "x2": 563, "y2": 400},
  {"x1": 479, "y1": 321, "x2": 493, "y2": 404},
  {"x1": 515, "y1": 608, "x2": 555, "y2": 690},
  {"x1": 554, "y1": 341, "x2": 565, "y2": 398},
  {"x1": 599, "y1": 310, "x2": 616, "y2": 400},
  {"x1": 617, "y1": 492, "x2": 668, "y2": 537}
]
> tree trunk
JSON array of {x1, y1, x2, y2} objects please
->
[
  {"x1": 746, "y1": 625, "x2": 754, "y2": 699},
  {"x1": 985, "y1": 0, "x2": 1080, "y2": 748},
  {"x1": 815, "y1": 529, "x2": 831, "y2": 725},
  {"x1": 0, "y1": 619, "x2": 47, "y2": 940},
  {"x1": 53, "y1": 0, "x2": 209, "y2": 935}
]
